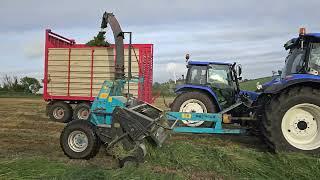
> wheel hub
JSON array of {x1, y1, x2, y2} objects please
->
[
  {"x1": 297, "y1": 121, "x2": 308, "y2": 130},
  {"x1": 179, "y1": 99, "x2": 207, "y2": 127},
  {"x1": 68, "y1": 130, "x2": 88, "y2": 152},
  {"x1": 78, "y1": 108, "x2": 89, "y2": 120},
  {"x1": 53, "y1": 107, "x2": 65, "y2": 119},
  {"x1": 281, "y1": 103, "x2": 320, "y2": 150}
]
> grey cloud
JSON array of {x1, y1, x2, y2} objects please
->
[
  {"x1": 1, "y1": 0, "x2": 320, "y2": 83},
  {"x1": 1, "y1": 0, "x2": 320, "y2": 32}
]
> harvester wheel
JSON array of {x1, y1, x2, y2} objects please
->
[
  {"x1": 262, "y1": 87, "x2": 320, "y2": 153},
  {"x1": 73, "y1": 103, "x2": 90, "y2": 121},
  {"x1": 48, "y1": 101, "x2": 72, "y2": 123},
  {"x1": 118, "y1": 143, "x2": 146, "y2": 168},
  {"x1": 60, "y1": 120, "x2": 100, "y2": 159},
  {"x1": 118, "y1": 156, "x2": 139, "y2": 168},
  {"x1": 171, "y1": 91, "x2": 217, "y2": 127}
]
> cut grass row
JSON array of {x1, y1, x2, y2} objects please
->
[{"x1": 1, "y1": 138, "x2": 320, "y2": 179}]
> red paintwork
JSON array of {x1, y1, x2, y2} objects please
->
[{"x1": 43, "y1": 29, "x2": 153, "y2": 103}]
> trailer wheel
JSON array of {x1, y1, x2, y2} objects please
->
[
  {"x1": 73, "y1": 103, "x2": 90, "y2": 121},
  {"x1": 262, "y1": 87, "x2": 320, "y2": 153},
  {"x1": 48, "y1": 102, "x2": 72, "y2": 123},
  {"x1": 60, "y1": 120, "x2": 100, "y2": 159},
  {"x1": 171, "y1": 91, "x2": 217, "y2": 127}
]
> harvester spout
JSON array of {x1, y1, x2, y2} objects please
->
[{"x1": 101, "y1": 12, "x2": 125, "y2": 79}]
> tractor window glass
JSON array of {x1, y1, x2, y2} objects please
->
[
  {"x1": 308, "y1": 43, "x2": 320, "y2": 75},
  {"x1": 188, "y1": 66, "x2": 207, "y2": 85},
  {"x1": 281, "y1": 48, "x2": 305, "y2": 78},
  {"x1": 207, "y1": 65, "x2": 230, "y2": 85}
]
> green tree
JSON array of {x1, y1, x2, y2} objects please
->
[
  {"x1": 86, "y1": 31, "x2": 110, "y2": 47},
  {"x1": 20, "y1": 77, "x2": 42, "y2": 94},
  {"x1": 2, "y1": 75, "x2": 24, "y2": 92},
  {"x1": 152, "y1": 81, "x2": 176, "y2": 97}
]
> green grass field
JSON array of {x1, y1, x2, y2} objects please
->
[
  {"x1": 240, "y1": 76, "x2": 274, "y2": 91},
  {"x1": 1, "y1": 78, "x2": 320, "y2": 179}
]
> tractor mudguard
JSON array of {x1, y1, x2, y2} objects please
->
[
  {"x1": 175, "y1": 84, "x2": 222, "y2": 111},
  {"x1": 239, "y1": 90, "x2": 260, "y2": 101},
  {"x1": 263, "y1": 74, "x2": 320, "y2": 94}
]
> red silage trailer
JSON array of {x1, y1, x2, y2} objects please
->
[{"x1": 43, "y1": 29, "x2": 153, "y2": 122}]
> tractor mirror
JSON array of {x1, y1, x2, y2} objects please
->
[
  {"x1": 236, "y1": 64, "x2": 242, "y2": 77},
  {"x1": 185, "y1": 54, "x2": 190, "y2": 62}
]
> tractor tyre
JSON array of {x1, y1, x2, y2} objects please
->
[
  {"x1": 60, "y1": 120, "x2": 101, "y2": 159},
  {"x1": 171, "y1": 91, "x2": 217, "y2": 127},
  {"x1": 48, "y1": 101, "x2": 72, "y2": 123},
  {"x1": 73, "y1": 103, "x2": 91, "y2": 121},
  {"x1": 262, "y1": 86, "x2": 320, "y2": 153}
]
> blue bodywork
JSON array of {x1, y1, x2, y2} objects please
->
[
  {"x1": 262, "y1": 74, "x2": 320, "y2": 94},
  {"x1": 239, "y1": 90, "x2": 260, "y2": 101},
  {"x1": 175, "y1": 84, "x2": 222, "y2": 111},
  {"x1": 90, "y1": 80, "x2": 127, "y2": 126},
  {"x1": 188, "y1": 61, "x2": 232, "y2": 66},
  {"x1": 304, "y1": 33, "x2": 320, "y2": 38},
  {"x1": 166, "y1": 112, "x2": 244, "y2": 134}
]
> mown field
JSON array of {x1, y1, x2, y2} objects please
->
[
  {"x1": 1, "y1": 78, "x2": 320, "y2": 179},
  {"x1": 240, "y1": 76, "x2": 274, "y2": 91}
]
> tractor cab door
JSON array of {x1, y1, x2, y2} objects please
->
[
  {"x1": 187, "y1": 65, "x2": 207, "y2": 85},
  {"x1": 207, "y1": 64, "x2": 237, "y2": 108},
  {"x1": 308, "y1": 43, "x2": 320, "y2": 75}
]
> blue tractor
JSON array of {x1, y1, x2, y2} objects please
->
[{"x1": 171, "y1": 28, "x2": 320, "y2": 153}]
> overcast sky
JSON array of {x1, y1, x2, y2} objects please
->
[{"x1": 1, "y1": 0, "x2": 320, "y2": 83}]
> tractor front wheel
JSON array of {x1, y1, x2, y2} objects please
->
[
  {"x1": 60, "y1": 120, "x2": 100, "y2": 159},
  {"x1": 262, "y1": 87, "x2": 320, "y2": 153},
  {"x1": 171, "y1": 91, "x2": 217, "y2": 127}
]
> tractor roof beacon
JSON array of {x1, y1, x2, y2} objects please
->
[{"x1": 171, "y1": 28, "x2": 320, "y2": 153}]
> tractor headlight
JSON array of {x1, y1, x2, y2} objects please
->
[{"x1": 256, "y1": 82, "x2": 263, "y2": 90}]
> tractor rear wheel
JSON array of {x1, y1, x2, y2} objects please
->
[
  {"x1": 73, "y1": 103, "x2": 90, "y2": 121},
  {"x1": 48, "y1": 101, "x2": 72, "y2": 123},
  {"x1": 262, "y1": 87, "x2": 320, "y2": 153},
  {"x1": 171, "y1": 91, "x2": 217, "y2": 127},
  {"x1": 60, "y1": 120, "x2": 100, "y2": 159}
]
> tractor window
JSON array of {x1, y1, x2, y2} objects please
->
[
  {"x1": 281, "y1": 48, "x2": 305, "y2": 78},
  {"x1": 308, "y1": 43, "x2": 320, "y2": 75},
  {"x1": 207, "y1": 65, "x2": 231, "y2": 86},
  {"x1": 187, "y1": 66, "x2": 207, "y2": 85}
]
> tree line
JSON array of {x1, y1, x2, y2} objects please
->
[{"x1": 0, "y1": 75, "x2": 42, "y2": 94}]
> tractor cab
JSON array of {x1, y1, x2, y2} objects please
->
[
  {"x1": 282, "y1": 28, "x2": 320, "y2": 77},
  {"x1": 260, "y1": 28, "x2": 320, "y2": 91},
  {"x1": 185, "y1": 61, "x2": 241, "y2": 108}
]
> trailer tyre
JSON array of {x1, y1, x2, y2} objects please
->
[
  {"x1": 262, "y1": 87, "x2": 320, "y2": 153},
  {"x1": 171, "y1": 91, "x2": 217, "y2": 127},
  {"x1": 60, "y1": 120, "x2": 100, "y2": 159},
  {"x1": 48, "y1": 102, "x2": 72, "y2": 123},
  {"x1": 73, "y1": 103, "x2": 90, "y2": 121}
]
